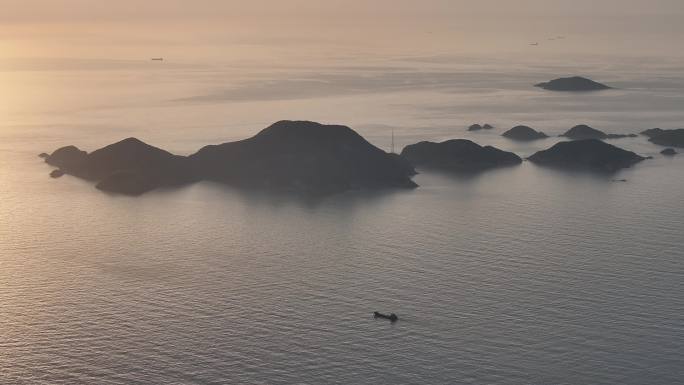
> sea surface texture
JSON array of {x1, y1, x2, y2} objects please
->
[{"x1": 1, "y1": 54, "x2": 683, "y2": 384}]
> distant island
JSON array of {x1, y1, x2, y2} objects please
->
[
  {"x1": 502, "y1": 125, "x2": 548, "y2": 141},
  {"x1": 535, "y1": 76, "x2": 611, "y2": 91},
  {"x1": 400, "y1": 139, "x2": 522, "y2": 172},
  {"x1": 560, "y1": 124, "x2": 637, "y2": 140},
  {"x1": 528, "y1": 139, "x2": 646, "y2": 172},
  {"x1": 43, "y1": 121, "x2": 417, "y2": 195},
  {"x1": 640, "y1": 128, "x2": 684, "y2": 148},
  {"x1": 468, "y1": 124, "x2": 494, "y2": 131}
]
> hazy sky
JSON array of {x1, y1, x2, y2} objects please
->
[
  {"x1": 1, "y1": 0, "x2": 683, "y2": 60},
  {"x1": 2, "y1": 0, "x2": 683, "y2": 22}
]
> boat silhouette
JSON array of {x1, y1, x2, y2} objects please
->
[{"x1": 374, "y1": 311, "x2": 398, "y2": 322}]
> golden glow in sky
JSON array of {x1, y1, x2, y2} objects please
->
[{"x1": 0, "y1": 0, "x2": 683, "y2": 60}]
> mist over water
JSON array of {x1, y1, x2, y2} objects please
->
[{"x1": 2, "y1": 2, "x2": 684, "y2": 384}]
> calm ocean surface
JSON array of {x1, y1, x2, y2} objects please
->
[{"x1": 1, "y1": 54, "x2": 683, "y2": 384}]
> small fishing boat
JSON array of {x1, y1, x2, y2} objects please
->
[{"x1": 373, "y1": 311, "x2": 398, "y2": 322}]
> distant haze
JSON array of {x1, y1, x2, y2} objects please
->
[
  {"x1": 2, "y1": 5, "x2": 684, "y2": 383},
  {"x1": 1, "y1": 0, "x2": 683, "y2": 60}
]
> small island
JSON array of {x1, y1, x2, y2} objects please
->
[
  {"x1": 661, "y1": 148, "x2": 677, "y2": 156},
  {"x1": 560, "y1": 124, "x2": 636, "y2": 140},
  {"x1": 535, "y1": 76, "x2": 611, "y2": 91},
  {"x1": 467, "y1": 123, "x2": 494, "y2": 131},
  {"x1": 42, "y1": 121, "x2": 418, "y2": 195},
  {"x1": 528, "y1": 139, "x2": 646, "y2": 172},
  {"x1": 400, "y1": 139, "x2": 522, "y2": 172},
  {"x1": 502, "y1": 125, "x2": 548, "y2": 141}
]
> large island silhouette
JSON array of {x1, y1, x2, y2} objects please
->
[{"x1": 44, "y1": 121, "x2": 417, "y2": 195}]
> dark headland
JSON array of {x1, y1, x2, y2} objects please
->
[
  {"x1": 400, "y1": 139, "x2": 522, "y2": 172},
  {"x1": 535, "y1": 76, "x2": 611, "y2": 91},
  {"x1": 43, "y1": 121, "x2": 418, "y2": 195},
  {"x1": 502, "y1": 125, "x2": 548, "y2": 141},
  {"x1": 560, "y1": 124, "x2": 637, "y2": 140},
  {"x1": 641, "y1": 128, "x2": 684, "y2": 148},
  {"x1": 528, "y1": 139, "x2": 646, "y2": 172},
  {"x1": 640, "y1": 128, "x2": 665, "y2": 138},
  {"x1": 46, "y1": 138, "x2": 197, "y2": 195}
]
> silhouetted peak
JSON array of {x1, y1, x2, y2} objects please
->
[
  {"x1": 554, "y1": 138, "x2": 610, "y2": 150},
  {"x1": 441, "y1": 139, "x2": 487, "y2": 150},
  {"x1": 190, "y1": 120, "x2": 416, "y2": 192},
  {"x1": 561, "y1": 125, "x2": 607, "y2": 139},
  {"x1": 101, "y1": 137, "x2": 158, "y2": 150},
  {"x1": 119, "y1": 137, "x2": 147, "y2": 146},
  {"x1": 256, "y1": 120, "x2": 355, "y2": 137},
  {"x1": 252, "y1": 120, "x2": 365, "y2": 147},
  {"x1": 528, "y1": 139, "x2": 646, "y2": 172},
  {"x1": 535, "y1": 76, "x2": 611, "y2": 91},
  {"x1": 511, "y1": 125, "x2": 535, "y2": 131},
  {"x1": 407, "y1": 139, "x2": 493, "y2": 153},
  {"x1": 571, "y1": 124, "x2": 597, "y2": 131},
  {"x1": 50, "y1": 145, "x2": 86, "y2": 157},
  {"x1": 46, "y1": 145, "x2": 88, "y2": 170},
  {"x1": 502, "y1": 125, "x2": 548, "y2": 140},
  {"x1": 90, "y1": 137, "x2": 175, "y2": 159}
]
